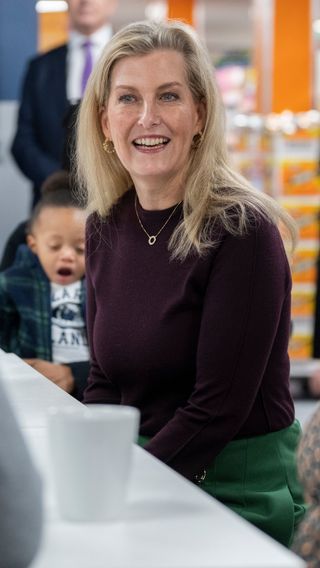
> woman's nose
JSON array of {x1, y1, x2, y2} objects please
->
[{"x1": 137, "y1": 100, "x2": 161, "y2": 128}]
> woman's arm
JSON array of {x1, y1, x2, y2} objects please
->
[
  {"x1": 145, "y1": 218, "x2": 292, "y2": 479},
  {"x1": 82, "y1": 224, "x2": 121, "y2": 405}
]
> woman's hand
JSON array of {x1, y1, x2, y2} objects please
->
[
  {"x1": 308, "y1": 368, "x2": 320, "y2": 398},
  {"x1": 24, "y1": 359, "x2": 75, "y2": 393}
]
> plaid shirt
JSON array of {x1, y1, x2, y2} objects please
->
[{"x1": 0, "y1": 244, "x2": 86, "y2": 360}]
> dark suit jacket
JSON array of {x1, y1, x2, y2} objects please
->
[{"x1": 11, "y1": 45, "x2": 71, "y2": 207}]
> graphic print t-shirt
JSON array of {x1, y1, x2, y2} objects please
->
[{"x1": 51, "y1": 281, "x2": 89, "y2": 363}]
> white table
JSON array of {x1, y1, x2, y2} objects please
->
[{"x1": 0, "y1": 350, "x2": 305, "y2": 568}]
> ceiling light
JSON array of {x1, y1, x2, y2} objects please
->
[
  {"x1": 35, "y1": 1, "x2": 68, "y2": 14},
  {"x1": 145, "y1": 1, "x2": 167, "y2": 23}
]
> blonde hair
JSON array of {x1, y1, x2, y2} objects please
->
[{"x1": 76, "y1": 19, "x2": 297, "y2": 260}]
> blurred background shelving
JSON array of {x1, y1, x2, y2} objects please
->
[{"x1": 2, "y1": 0, "x2": 320, "y2": 366}]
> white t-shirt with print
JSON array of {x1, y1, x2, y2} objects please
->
[{"x1": 51, "y1": 281, "x2": 89, "y2": 363}]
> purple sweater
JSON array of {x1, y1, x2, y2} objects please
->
[{"x1": 84, "y1": 189, "x2": 294, "y2": 480}]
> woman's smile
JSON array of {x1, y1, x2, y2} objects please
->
[{"x1": 132, "y1": 135, "x2": 170, "y2": 152}]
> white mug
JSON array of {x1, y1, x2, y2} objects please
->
[{"x1": 46, "y1": 404, "x2": 140, "y2": 522}]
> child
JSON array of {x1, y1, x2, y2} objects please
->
[{"x1": 0, "y1": 170, "x2": 89, "y2": 400}]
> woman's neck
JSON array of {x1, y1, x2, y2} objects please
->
[{"x1": 134, "y1": 179, "x2": 184, "y2": 211}]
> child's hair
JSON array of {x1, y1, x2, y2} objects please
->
[{"x1": 28, "y1": 170, "x2": 85, "y2": 234}]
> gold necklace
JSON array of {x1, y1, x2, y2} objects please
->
[{"x1": 134, "y1": 195, "x2": 182, "y2": 246}]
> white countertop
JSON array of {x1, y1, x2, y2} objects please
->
[{"x1": 0, "y1": 350, "x2": 305, "y2": 568}]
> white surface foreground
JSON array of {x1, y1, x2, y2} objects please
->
[{"x1": 0, "y1": 350, "x2": 305, "y2": 568}]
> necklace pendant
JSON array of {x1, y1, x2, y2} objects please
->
[{"x1": 148, "y1": 236, "x2": 156, "y2": 245}]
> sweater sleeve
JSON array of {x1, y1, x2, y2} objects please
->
[
  {"x1": 82, "y1": 219, "x2": 121, "y2": 405},
  {"x1": 0, "y1": 378, "x2": 43, "y2": 568},
  {"x1": 145, "y1": 219, "x2": 292, "y2": 480},
  {"x1": 69, "y1": 361, "x2": 90, "y2": 401}
]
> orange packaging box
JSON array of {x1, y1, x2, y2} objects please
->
[
  {"x1": 289, "y1": 332, "x2": 313, "y2": 360},
  {"x1": 289, "y1": 317, "x2": 314, "y2": 360},
  {"x1": 279, "y1": 161, "x2": 320, "y2": 196},
  {"x1": 291, "y1": 245, "x2": 319, "y2": 285},
  {"x1": 280, "y1": 201, "x2": 320, "y2": 240},
  {"x1": 291, "y1": 288, "x2": 316, "y2": 318}
]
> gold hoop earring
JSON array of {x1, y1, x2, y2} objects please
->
[
  {"x1": 102, "y1": 138, "x2": 115, "y2": 154},
  {"x1": 191, "y1": 131, "x2": 203, "y2": 149}
]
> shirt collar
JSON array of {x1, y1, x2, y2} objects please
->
[{"x1": 69, "y1": 24, "x2": 112, "y2": 49}]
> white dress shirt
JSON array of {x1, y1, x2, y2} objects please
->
[{"x1": 67, "y1": 25, "x2": 112, "y2": 103}]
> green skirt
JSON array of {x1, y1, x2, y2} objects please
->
[{"x1": 139, "y1": 420, "x2": 307, "y2": 547}]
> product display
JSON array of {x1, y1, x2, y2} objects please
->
[{"x1": 228, "y1": 110, "x2": 320, "y2": 359}]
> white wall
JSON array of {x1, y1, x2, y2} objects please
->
[{"x1": 0, "y1": 101, "x2": 30, "y2": 259}]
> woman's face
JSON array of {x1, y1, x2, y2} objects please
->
[{"x1": 101, "y1": 49, "x2": 204, "y2": 192}]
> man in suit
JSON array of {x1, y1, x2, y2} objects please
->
[{"x1": 11, "y1": 0, "x2": 118, "y2": 208}]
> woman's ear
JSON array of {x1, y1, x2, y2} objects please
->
[
  {"x1": 100, "y1": 107, "x2": 111, "y2": 139},
  {"x1": 196, "y1": 99, "x2": 206, "y2": 133}
]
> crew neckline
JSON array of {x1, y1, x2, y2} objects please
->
[{"x1": 135, "y1": 194, "x2": 183, "y2": 218}]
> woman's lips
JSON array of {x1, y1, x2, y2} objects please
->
[{"x1": 132, "y1": 136, "x2": 170, "y2": 151}]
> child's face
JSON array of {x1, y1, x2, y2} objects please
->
[{"x1": 27, "y1": 206, "x2": 86, "y2": 286}]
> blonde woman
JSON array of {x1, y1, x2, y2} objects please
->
[{"x1": 77, "y1": 20, "x2": 306, "y2": 545}]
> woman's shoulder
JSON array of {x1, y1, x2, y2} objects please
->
[
  {"x1": 205, "y1": 208, "x2": 288, "y2": 273},
  {"x1": 86, "y1": 190, "x2": 133, "y2": 227},
  {"x1": 243, "y1": 211, "x2": 282, "y2": 240},
  {"x1": 222, "y1": 211, "x2": 289, "y2": 273},
  {"x1": 204, "y1": 210, "x2": 290, "y2": 291},
  {"x1": 208, "y1": 205, "x2": 281, "y2": 244}
]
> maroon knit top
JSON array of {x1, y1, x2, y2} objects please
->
[{"x1": 83, "y1": 189, "x2": 294, "y2": 480}]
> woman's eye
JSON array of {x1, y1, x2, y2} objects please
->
[
  {"x1": 160, "y1": 92, "x2": 179, "y2": 102},
  {"x1": 118, "y1": 94, "x2": 136, "y2": 103}
]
